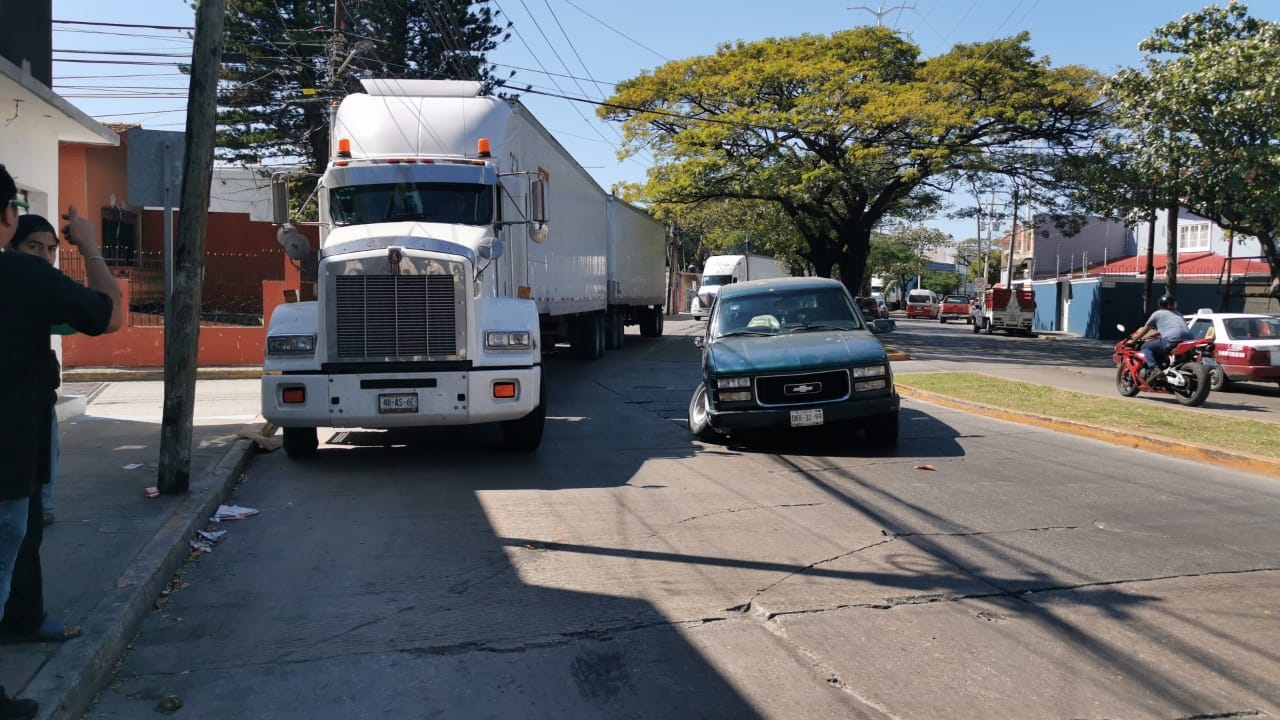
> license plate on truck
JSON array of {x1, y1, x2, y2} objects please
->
[
  {"x1": 790, "y1": 408, "x2": 823, "y2": 427},
  {"x1": 378, "y1": 393, "x2": 418, "y2": 414}
]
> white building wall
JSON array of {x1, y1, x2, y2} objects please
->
[{"x1": 1130, "y1": 208, "x2": 1263, "y2": 258}]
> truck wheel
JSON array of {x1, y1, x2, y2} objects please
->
[
  {"x1": 864, "y1": 412, "x2": 899, "y2": 446},
  {"x1": 640, "y1": 307, "x2": 664, "y2": 337},
  {"x1": 575, "y1": 314, "x2": 604, "y2": 360},
  {"x1": 971, "y1": 319, "x2": 980, "y2": 334},
  {"x1": 604, "y1": 311, "x2": 624, "y2": 351},
  {"x1": 940, "y1": 317, "x2": 946, "y2": 324},
  {"x1": 502, "y1": 381, "x2": 546, "y2": 452},
  {"x1": 687, "y1": 383, "x2": 722, "y2": 442},
  {"x1": 282, "y1": 427, "x2": 318, "y2": 459},
  {"x1": 984, "y1": 321, "x2": 993, "y2": 335}
]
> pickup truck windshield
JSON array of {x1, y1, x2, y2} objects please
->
[
  {"x1": 712, "y1": 289, "x2": 861, "y2": 338},
  {"x1": 701, "y1": 275, "x2": 733, "y2": 287},
  {"x1": 330, "y1": 182, "x2": 494, "y2": 226}
]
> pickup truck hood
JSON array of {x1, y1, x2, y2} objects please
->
[{"x1": 708, "y1": 331, "x2": 887, "y2": 375}]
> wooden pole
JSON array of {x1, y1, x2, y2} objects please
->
[{"x1": 157, "y1": 0, "x2": 226, "y2": 494}]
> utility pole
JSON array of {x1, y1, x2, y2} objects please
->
[
  {"x1": 1005, "y1": 185, "x2": 1020, "y2": 287},
  {"x1": 157, "y1": 0, "x2": 225, "y2": 493},
  {"x1": 849, "y1": 2, "x2": 915, "y2": 27}
]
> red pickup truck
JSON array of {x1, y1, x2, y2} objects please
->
[{"x1": 938, "y1": 294, "x2": 972, "y2": 324}]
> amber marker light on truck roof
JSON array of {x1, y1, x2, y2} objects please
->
[
  {"x1": 477, "y1": 138, "x2": 491, "y2": 157},
  {"x1": 337, "y1": 138, "x2": 352, "y2": 157}
]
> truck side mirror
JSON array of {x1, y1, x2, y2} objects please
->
[
  {"x1": 271, "y1": 173, "x2": 291, "y2": 226},
  {"x1": 530, "y1": 177, "x2": 547, "y2": 224}
]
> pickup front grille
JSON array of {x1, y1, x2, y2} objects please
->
[
  {"x1": 334, "y1": 274, "x2": 458, "y2": 359},
  {"x1": 756, "y1": 369, "x2": 850, "y2": 406}
]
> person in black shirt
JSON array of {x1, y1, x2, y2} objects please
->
[{"x1": 0, "y1": 164, "x2": 121, "y2": 720}]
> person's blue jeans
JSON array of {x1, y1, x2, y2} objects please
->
[
  {"x1": 0, "y1": 499, "x2": 29, "y2": 609},
  {"x1": 42, "y1": 415, "x2": 57, "y2": 519},
  {"x1": 1141, "y1": 338, "x2": 1176, "y2": 368}
]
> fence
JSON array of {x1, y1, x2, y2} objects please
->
[{"x1": 59, "y1": 248, "x2": 285, "y2": 327}]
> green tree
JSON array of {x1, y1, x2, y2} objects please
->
[
  {"x1": 953, "y1": 237, "x2": 1001, "y2": 287},
  {"x1": 1106, "y1": 1, "x2": 1280, "y2": 298},
  {"x1": 867, "y1": 224, "x2": 950, "y2": 299},
  {"x1": 922, "y1": 271, "x2": 962, "y2": 295},
  {"x1": 215, "y1": 0, "x2": 510, "y2": 180},
  {"x1": 599, "y1": 27, "x2": 1104, "y2": 297}
]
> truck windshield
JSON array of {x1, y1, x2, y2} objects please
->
[
  {"x1": 702, "y1": 275, "x2": 733, "y2": 287},
  {"x1": 330, "y1": 182, "x2": 494, "y2": 227}
]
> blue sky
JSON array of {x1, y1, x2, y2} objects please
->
[{"x1": 50, "y1": 0, "x2": 1280, "y2": 242}]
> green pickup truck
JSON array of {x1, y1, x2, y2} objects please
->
[{"x1": 687, "y1": 277, "x2": 900, "y2": 446}]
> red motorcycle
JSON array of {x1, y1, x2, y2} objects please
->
[{"x1": 1113, "y1": 324, "x2": 1215, "y2": 406}]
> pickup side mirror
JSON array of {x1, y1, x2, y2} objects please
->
[{"x1": 693, "y1": 336, "x2": 705, "y2": 349}]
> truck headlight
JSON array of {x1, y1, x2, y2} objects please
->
[
  {"x1": 266, "y1": 334, "x2": 317, "y2": 355},
  {"x1": 485, "y1": 330, "x2": 533, "y2": 350},
  {"x1": 716, "y1": 376, "x2": 752, "y2": 389}
]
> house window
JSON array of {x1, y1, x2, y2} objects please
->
[
  {"x1": 100, "y1": 207, "x2": 138, "y2": 266},
  {"x1": 1177, "y1": 222, "x2": 1211, "y2": 252}
]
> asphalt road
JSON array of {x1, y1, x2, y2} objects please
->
[{"x1": 86, "y1": 320, "x2": 1280, "y2": 719}]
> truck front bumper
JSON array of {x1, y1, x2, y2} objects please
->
[
  {"x1": 708, "y1": 393, "x2": 900, "y2": 433},
  {"x1": 263, "y1": 366, "x2": 541, "y2": 428}
]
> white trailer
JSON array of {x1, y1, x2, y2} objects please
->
[
  {"x1": 605, "y1": 195, "x2": 667, "y2": 348},
  {"x1": 690, "y1": 254, "x2": 789, "y2": 319},
  {"x1": 261, "y1": 79, "x2": 664, "y2": 458}
]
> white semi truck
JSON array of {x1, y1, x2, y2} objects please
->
[
  {"x1": 690, "y1": 254, "x2": 789, "y2": 320},
  {"x1": 262, "y1": 79, "x2": 666, "y2": 458}
]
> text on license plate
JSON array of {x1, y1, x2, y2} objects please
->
[
  {"x1": 378, "y1": 392, "x2": 418, "y2": 414},
  {"x1": 790, "y1": 408, "x2": 823, "y2": 427}
]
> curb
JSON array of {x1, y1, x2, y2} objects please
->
[
  {"x1": 27, "y1": 437, "x2": 259, "y2": 720},
  {"x1": 896, "y1": 385, "x2": 1280, "y2": 479},
  {"x1": 62, "y1": 367, "x2": 264, "y2": 383}
]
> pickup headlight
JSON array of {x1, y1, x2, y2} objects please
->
[
  {"x1": 852, "y1": 365, "x2": 887, "y2": 378},
  {"x1": 486, "y1": 330, "x2": 533, "y2": 350},
  {"x1": 266, "y1": 334, "x2": 316, "y2": 355},
  {"x1": 716, "y1": 376, "x2": 752, "y2": 389}
]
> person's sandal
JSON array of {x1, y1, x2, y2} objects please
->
[{"x1": 0, "y1": 616, "x2": 80, "y2": 643}]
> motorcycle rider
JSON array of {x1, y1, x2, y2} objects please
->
[{"x1": 1131, "y1": 293, "x2": 1193, "y2": 374}]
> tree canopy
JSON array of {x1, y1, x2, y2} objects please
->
[
  {"x1": 214, "y1": 0, "x2": 510, "y2": 178},
  {"x1": 1104, "y1": 1, "x2": 1280, "y2": 297},
  {"x1": 599, "y1": 26, "x2": 1105, "y2": 296}
]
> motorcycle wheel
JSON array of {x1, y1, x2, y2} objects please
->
[
  {"x1": 1173, "y1": 362, "x2": 1211, "y2": 407},
  {"x1": 1115, "y1": 365, "x2": 1140, "y2": 397}
]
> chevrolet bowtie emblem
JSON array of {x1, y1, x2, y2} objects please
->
[{"x1": 786, "y1": 383, "x2": 819, "y2": 395}]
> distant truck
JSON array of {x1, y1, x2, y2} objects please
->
[
  {"x1": 973, "y1": 285, "x2": 1035, "y2": 335},
  {"x1": 690, "y1": 254, "x2": 789, "y2": 319},
  {"x1": 261, "y1": 79, "x2": 666, "y2": 459},
  {"x1": 938, "y1": 294, "x2": 972, "y2": 324}
]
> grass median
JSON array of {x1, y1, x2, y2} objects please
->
[{"x1": 894, "y1": 372, "x2": 1280, "y2": 461}]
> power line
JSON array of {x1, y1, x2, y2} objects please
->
[
  {"x1": 52, "y1": 19, "x2": 194, "y2": 31},
  {"x1": 560, "y1": 1, "x2": 667, "y2": 61}
]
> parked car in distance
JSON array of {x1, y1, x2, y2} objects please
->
[
  {"x1": 905, "y1": 289, "x2": 938, "y2": 319},
  {"x1": 1184, "y1": 309, "x2": 1280, "y2": 391},
  {"x1": 688, "y1": 277, "x2": 900, "y2": 446},
  {"x1": 855, "y1": 295, "x2": 889, "y2": 319},
  {"x1": 938, "y1": 294, "x2": 972, "y2": 324}
]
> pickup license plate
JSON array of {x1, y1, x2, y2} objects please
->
[
  {"x1": 790, "y1": 408, "x2": 823, "y2": 427},
  {"x1": 378, "y1": 392, "x2": 418, "y2": 414}
]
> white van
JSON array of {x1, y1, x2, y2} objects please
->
[{"x1": 905, "y1": 289, "x2": 938, "y2": 319}]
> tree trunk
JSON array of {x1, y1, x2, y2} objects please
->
[
  {"x1": 1164, "y1": 200, "x2": 1179, "y2": 297},
  {"x1": 1143, "y1": 207, "x2": 1156, "y2": 316}
]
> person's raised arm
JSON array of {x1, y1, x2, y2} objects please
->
[{"x1": 62, "y1": 204, "x2": 124, "y2": 332}]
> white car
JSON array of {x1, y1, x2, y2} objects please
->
[{"x1": 1184, "y1": 310, "x2": 1280, "y2": 391}]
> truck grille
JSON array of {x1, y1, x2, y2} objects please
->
[
  {"x1": 756, "y1": 370, "x2": 850, "y2": 406},
  {"x1": 334, "y1": 274, "x2": 458, "y2": 358}
]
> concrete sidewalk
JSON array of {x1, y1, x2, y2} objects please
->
[{"x1": 0, "y1": 380, "x2": 265, "y2": 720}]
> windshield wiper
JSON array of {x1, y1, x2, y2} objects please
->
[
  {"x1": 787, "y1": 323, "x2": 854, "y2": 333},
  {"x1": 715, "y1": 330, "x2": 776, "y2": 338}
]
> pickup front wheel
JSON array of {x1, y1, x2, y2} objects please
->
[{"x1": 687, "y1": 383, "x2": 722, "y2": 442}]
